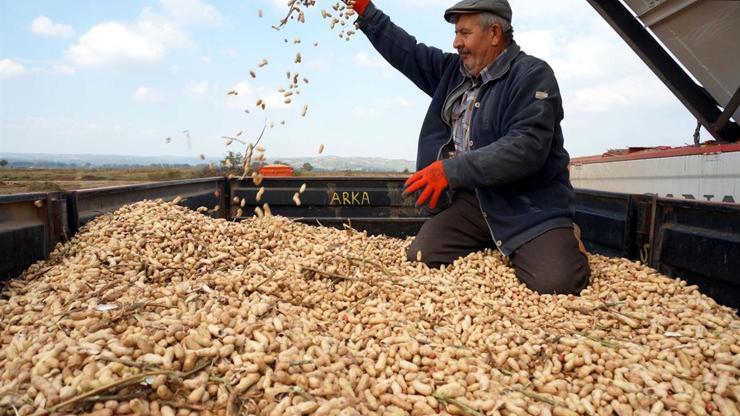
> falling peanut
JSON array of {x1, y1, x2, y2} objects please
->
[{"x1": 252, "y1": 172, "x2": 264, "y2": 186}]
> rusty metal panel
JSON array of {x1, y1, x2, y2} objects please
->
[
  {"x1": 229, "y1": 177, "x2": 428, "y2": 238},
  {"x1": 0, "y1": 192, "x2": 68, "y2": 280},
  {"x1": 69, "y1": 178, "x2": 225, "y2": 232}
]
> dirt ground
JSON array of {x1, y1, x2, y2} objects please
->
[{"x1": 0, "y1": 180, "x2": 144, "y2": 195}]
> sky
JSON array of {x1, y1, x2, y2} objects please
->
[{"x1": 0, "y1": 0, "x2": 709, "y2": 161}]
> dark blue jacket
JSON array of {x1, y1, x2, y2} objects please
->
[{"x1": 358, "y1": 4, "x2": 576, "y2": 255}]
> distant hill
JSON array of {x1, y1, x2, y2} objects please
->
[
  {"x1": 273, "y1": 156, "x2": 415, "y2": 172},
  {"x1": 0, "y1": 153, "x2": 215, "y2": 168},
  {"x1": 0, "y1": 153, "x2": 415, "y2": 172}
]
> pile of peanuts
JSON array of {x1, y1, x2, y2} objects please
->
[{"x1": 1, "y1": 200, "x2": 738, "y2": 416}]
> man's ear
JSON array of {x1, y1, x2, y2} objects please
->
[{"x1": 490, "y1": 24, "x2": 503, "y2": 47}]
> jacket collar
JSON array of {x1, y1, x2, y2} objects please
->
[{"x1": 459, "y1": 41, "x2": 521, "y2": 84}]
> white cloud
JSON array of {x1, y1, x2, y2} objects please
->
[
  {"x1": 0, "y1": 59, "x2": 27, "y2": 77},
  {"x1": 262, "y1": 91, "x2": 293, "y2": 109},
  {"x1": 63, "y1": 1, "x2": 221, "y2": 68},
  {"x1": 65, "y1": 8, "x2": 190, "y2": 67},
  {"x1": 267, "y1": 0, "x2": 290, "y2": 11},
  {"x1": 225, "y1": 81, "x2": 294, "y2": 112},
  {"x1": 132, "y1": 87, "x2": 163, "y2": 103},
  {"x1": 516, "y1": 30, "x2": 557, "y2": 61},
  {"x1": 160, "y1": 0, "x2": 223, "y2": 26},
  {"x1": 395, "y1": 96, "x2": 412, "y2": 108},
  {"x1": 509, "y1": 0, "x2": 592, "y2": 23},
  {"x1": 569, "y1": 84, "x2": 628, "y2": 113},
  {"x1": 499, "y1": 5, "x2": 676, "y2": 119},
  {"x1": 354, "y1": 52, "x2": 395, "y2": 77},
  {"x1": 51, "y1": 63, "x2": 75, "y2": 75},
  {"x1": 567, "y1": 77, "x2": 673, "y2": 113},
  {"x1": 232, "y1": 81, "x2": 252, "y2": 96},
  {"x1": 30, "y1": 15, "x2": 75, "y2": 38},
  {"x1": 396, "y1": 0, "x2": 450, "y2": 7},
  {"x1": 225, "y1": 81, "x2": 255, "y2": 111},
  {"x1": 188, "y1": 80, "x2": 211, "y2": 96},
  {"x1": 353, "y1": 106, "x2": 380, "y2": 119}
]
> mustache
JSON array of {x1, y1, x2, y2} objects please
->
[{"x1": 458, "y1": 48, "x2": 471, "y2": 55}]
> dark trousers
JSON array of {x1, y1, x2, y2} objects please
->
[{"x1": 407, "y1": 192, "x2": 590, "y2": 295}]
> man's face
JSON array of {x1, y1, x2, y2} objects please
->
[{"x1": 453, "y1": 14, "x2": 503, "y2": 76}]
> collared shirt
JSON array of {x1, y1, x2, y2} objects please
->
[{"x1": 451, "y1": 55, "x2": 501, "y2": 155}]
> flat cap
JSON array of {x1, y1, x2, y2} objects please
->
[{"x1": 444, "y1": 0, "x2": 512, "y2": 23}]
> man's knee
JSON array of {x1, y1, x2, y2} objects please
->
[
  {"x1": 406, "y1": 241, "x2": 422, "y2": 262},
  {"x1": 515, "y1": 256, "x2": 590, "y2": 295},
  {"x1": 537, "y1": 267, "x2": 589, "y2": 295},
  {"x1": 406, "y1": 240, "x2": 438, "y2": 267}
]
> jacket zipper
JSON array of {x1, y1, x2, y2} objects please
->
[
  {"x1": 469, "y1": 86, "x2": 505, "y2": 256},
  {"x1": 475, "y1": 188, "x2": 505, "y2": 256},
  {"x1": 436, "y1": 78, "x2": 466, "y2": 161}
]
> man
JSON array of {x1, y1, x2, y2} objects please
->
[{"x1": 350, "y1": 0, "x2": 590, "y2": 295}]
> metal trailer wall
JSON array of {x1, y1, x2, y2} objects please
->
[
  {"x1": 1, "y1": 177, "x2": 738, "y2": 309},
  {"x1": 574, "y1": 190, "x2": 740, "y2": 309},
  {"x1": 66, "y1": 177, "x2": 226, "y2": 235},
  {"x1": 0, "y1": 192, "x2": 67, "y2": 279},
  {"x1": 570, "y1": 151, "x2": 740, "y2": 204},
  {"x1": 229, "y1": 176, "x2": 427, "y2": 239},
  {"x1": 0, "y1": 178, "x2": 224, "y2": 280}
]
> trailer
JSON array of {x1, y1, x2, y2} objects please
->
[
  {"x1": 569, "y1": 143, "x2": 740, "y2": 204},
  {"x1": 1, "y1": 2, "x2": 739, "y2": 414},
  {"x1": 2, "y1": 178, "x2": 738, "y2": 310}
]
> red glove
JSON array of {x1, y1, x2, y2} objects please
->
[
  {"x1": 403, "y1": 161, "x2": 449, "y2": 209},
  {"x1": 351, "y1": 0, "x2": 370, "y2": 15}
]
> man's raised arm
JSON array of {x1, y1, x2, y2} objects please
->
[{"x1": 350, "y1": 1, "x2": 457, "y2": 97}]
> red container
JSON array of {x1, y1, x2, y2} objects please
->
[{"x1": 259, "y1": 165, "x2": 294, "y2": 177}]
